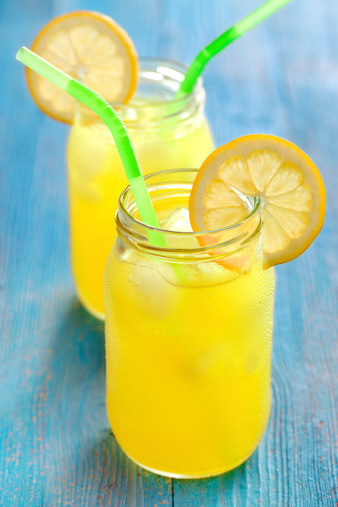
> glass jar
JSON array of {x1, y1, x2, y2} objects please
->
[
  {"x1": 67, "y1": 59, "x2": 215, "y2": 319},
  {"x1": 104, "y1": 169, "x2": 275, "y2": 478}
]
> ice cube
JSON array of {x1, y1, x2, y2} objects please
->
[
  {"x1": 127, "y1": 257, "x2": 177, "y2": 320},
  {"x1": 160, "y1": 207, "x2": 193, "y2": 232},
  {"x1": 193, "y1": 340, "x2": 261, "y2": 379}
]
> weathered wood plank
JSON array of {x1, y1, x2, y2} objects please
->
[{"x1": 0, "y1": 0, "x2": 337, "y2": 505}]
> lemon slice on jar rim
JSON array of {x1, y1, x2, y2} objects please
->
[{"x1": 189, "y1": 134, "x2": 326, "y2": 269}]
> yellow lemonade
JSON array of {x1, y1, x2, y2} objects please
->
[
  {"x1": 66, "y1": 60, "x2": 214, "y2": 319},
  {"x1": 104, "y1": 170, "x2": 275, "y2": 478}
]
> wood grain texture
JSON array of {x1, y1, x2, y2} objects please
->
[{"x1": 1, "y1": 0, "x2": 337, "y2": 505}]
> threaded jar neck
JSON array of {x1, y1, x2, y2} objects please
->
[
  {"x1": 75, "y1": 58, "x2": 207, "y2": 135},
  {"x1": 116, "y1": 169, "x2": 262, "y2": 264}
]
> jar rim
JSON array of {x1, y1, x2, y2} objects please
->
[
  {"x1": 75, "y1": 58, "x2": 205, "y2": 123},
  {"x1": 118, "y1": 168, "x2": 261, "y2": 238},
  {"x1": 112, "y1": 57, "x2": 203, "y2": 109}
]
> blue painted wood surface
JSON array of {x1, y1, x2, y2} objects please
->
[{"x1": 1, "y1": 0, "x2": 337, "y2": 505}]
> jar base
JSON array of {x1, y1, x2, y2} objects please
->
[
  {"x1": 121, "y1": 440, "x2": 263, "y2": 479},
  {"x1": 110, "y1": 383, "x2": 272, "y2": 479}
]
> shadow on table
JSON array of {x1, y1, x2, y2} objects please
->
[
  {"x1": 52, "y1": 294, "x2": 105, "y2": 370},
  {"x1": 49, "y1": 295, "x2": 106, "y2": 426}
]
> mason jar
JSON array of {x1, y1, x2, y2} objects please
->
[
  {"x1": 104, "y1": 169, "x2": 275, "y2": 478},
  {"x1": 67, "y1": 59, "x2": 215, "y2": 319}
]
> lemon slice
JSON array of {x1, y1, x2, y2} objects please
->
[
  {"x1": 26, "y1": 11, "x2": 138, "y2": 123},
  {"x1": 189, "y1": 135, "x2": 326, "y2": 269}
]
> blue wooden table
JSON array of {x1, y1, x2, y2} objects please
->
[{"x1": 1, "y1": 0, "x2": 337, "y2": 505}]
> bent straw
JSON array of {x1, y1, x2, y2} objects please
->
[
  {"x1": 177, "y1": 0, "x2": 291, "y2": 97},
  {"x1": 16, "y1": 47, "x2": 161, "y2": 237}
]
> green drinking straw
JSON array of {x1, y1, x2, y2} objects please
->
[
  {"x1": 16, "y1": 47, "x2": 160, "y2": 233},
  {"x1": 178, "y1": 0, "x2": 291, "y2": 97}
]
